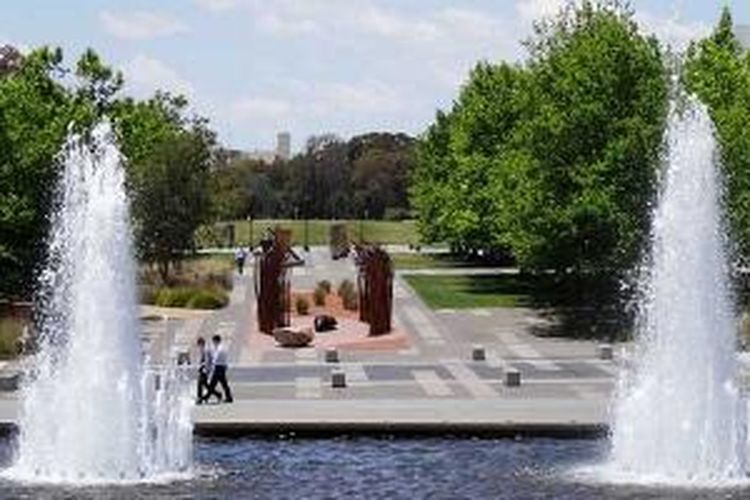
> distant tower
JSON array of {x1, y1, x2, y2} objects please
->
[{"x1": 276, "y1": 132, "x2": 291, "y2": 161}]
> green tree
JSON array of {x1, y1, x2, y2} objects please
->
[
  {"x1": 0, "y1": 47, "x2": 72, "y2": 298},
  {"x1": 0, "y1": 45, "x2": 218, "y2": 295},
  {"x1": 412, "y1": 1, "x2": 668, "y2": 275},
  {"x1": 115, "y1": 95, "x2": 216, "y2": 281},
  {"x1": 512, "y1": 1, "x2": 668, "y2": 274},
  {"x1": 684, "y1": 6, "x2": 750, "y2": 260}
]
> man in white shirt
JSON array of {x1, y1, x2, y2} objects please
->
[
  {"x1": 234, "y1": 247, "x2": 248, "y2": 275},
  {"x1": 208, "y1": 334, "x2": 233, "y2": 403}
]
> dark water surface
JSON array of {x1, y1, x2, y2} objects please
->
[{"x1": 0, "y1": 435, "x2": 748, "y2": 499}]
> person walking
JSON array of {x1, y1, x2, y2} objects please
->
[
  {"x1": 208, "y1": 334, "x2": 233, "y2": 403},
  {"x1": 196, "y1": 337, "x2": 220, "y2": 404},
  {"x1": 234, "y1": 247, "x2": 248, "y2": 275}
]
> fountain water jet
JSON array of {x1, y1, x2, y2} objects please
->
[
  {"x1": 604, "y1": 98, "x2": 748, "y2": 485},
  {"x1": 4, "y1": 122, "x2": 193, "y2": 484}
]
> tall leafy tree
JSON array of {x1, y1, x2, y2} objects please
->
[
  {"x1": 114, "y1": 94, "x2": 216, "y2": 281},
  {"x1": 412, "y1": 1, "x2": 668, "y2": 276},
  {"x1": 685, "y1": 6, "x2": 750, "y2": 261},
  {"x1": 0, "y1": 48, "x2": 72, "y2": 297},
  {"x1": 0, "y1": 45, "x2": 218, "y2": 295},
  {"x1": 512, "y1": 1, "x2": 668, "y2": 274}
]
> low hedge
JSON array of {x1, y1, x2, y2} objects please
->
[
  {"x1": 148, "y1": 286, "x2": 229, "y2": 310},
  {"x1": 0, "y1": 317, "x2": 23, "y2": 359}
]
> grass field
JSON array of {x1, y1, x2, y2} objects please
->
[
  {"x1": 403, "y1": 274, "x2": 538, "y2": 309},
  {"x1": 391, "y1": 253, "x2": 480, "y2": 270},
  {"x1": 197, "y1": 219, "x2": 421, "y2": 248}
]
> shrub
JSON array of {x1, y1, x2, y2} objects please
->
[
  {"x1": 338, "y1": 279, "x2": 355, "y2": 298},
  {"x1": 0, "y1": 317, "x2": 23, "y2": 359},
  {"x1": 342, "y1": 288, "x2": 359, "y2": 311},
  {"x1": 154, "y1": 287, "x2": 195, "y2": 308},
  {"x1": 154, "y1": 286, "x2": 229, "y2": 309},
  {"x1": 296, "y1": 296, "x2": 310, "y2": 315},
  {"x1": 313, "y1": 287, "x2": 326, "y2": 306},
  {"x1": 186, "y1": 289, "x2": 229, "y2": 309},
  {"x1": 139, "y1": 285, "x2": 158, "y2": 305},
  {"x1": 317, "y1": 280, "x2": 332, "y2": 294}
]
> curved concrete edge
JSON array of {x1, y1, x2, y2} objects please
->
[
  {"x1": 0, "y1": 421, "x2": 607, "y2": 440},
  {"x1": 192, "y1": 421, "x2": 608, "y2": 439}
]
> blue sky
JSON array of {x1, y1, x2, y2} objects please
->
[{"x1": 1, "y1": 1, "x2": 746, "y2": 152}]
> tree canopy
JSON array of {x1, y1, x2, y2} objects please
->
[
  {"x1": 684, "y1": 6, "x2": 750, "y2": 262},
  {"x1": 412, "y1": 1, "x2": 668, "y2": 276},
  {"x1": 0, "y1": 46, "x2": 216, "y2": 297}
]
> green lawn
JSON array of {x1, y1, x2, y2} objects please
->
[
  {"x1": 403, "y1": 274, "x2": 539, "y2": 309},
  {"x1": 197, "y1": 219, "x2": 421, "y2": 248},
  {"x1": 391, "y1": 253, "x2": 479, "y2": 270}
]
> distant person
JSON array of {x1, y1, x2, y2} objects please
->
[
  {"x1": 234, "y1": 247, "x2": 248, "y2": 275},
  {"x1": 208, "y1": 334, "x2": 233, "y2": 403},
  {"x1": 196, "y1": 337, "x2": 220, "y2": 404}
]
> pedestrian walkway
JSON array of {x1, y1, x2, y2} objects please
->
[{"x1": 0, "y1": 246, "x2": 623, "y2": 434}]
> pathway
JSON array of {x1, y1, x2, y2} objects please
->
[{"x1": 0, "y1": 247, "x2": 623, "y2": 434}]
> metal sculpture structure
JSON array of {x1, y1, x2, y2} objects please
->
[
  {"x1": 255, "y1": 228, "x2": 303, "y2": 334},
  {"x1": 354, "y1": 244, "x2": 393, "y2": 336}
]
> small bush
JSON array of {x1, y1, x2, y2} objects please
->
[
  {"x1": 139, "y1": 285, "x2": 158, "y2": 305},
  {"x1": 154, "y1": 287, "x2": 195, "y2": 308},
  {"x1": 317, "y1": 280, "x2": 332, "y2": 294},
  {"x1": 342, "y1": 288, "x2": 359, "y2": 311},
  {"x1": 296, "y1": 296, "x2": 310, "y2": 315},
  {"x1": 338, "y1": 279, "x2": 355, "y2": 298},
  {"x1": 186, "y1": 289, "x2": 229, "y2": 309},
  {"x1": 154, "y1": 287, "x2": 228, "y2": 309},
  {"x1": 0, "y1": 317, "x2": 24, "y2": 359},
  {"x1": 313, "y1": 287, "x2": 326, "y2": 306}
]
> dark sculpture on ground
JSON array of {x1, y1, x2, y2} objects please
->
[
  {"x1": 354, "y1": 244, "x2": 393, "y2": 336},
  {"x1": 314, "y1": 314, "x2": 338, "y2": 332},
  {"x1": 255, "y1": 228, "x2": 303, "y2": 334}
]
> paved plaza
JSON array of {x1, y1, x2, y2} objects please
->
[{"x1": 0, "y1": 247, "x2": 621, "y2": 434}]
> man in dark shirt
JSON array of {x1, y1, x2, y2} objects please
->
[{"x1": 196, "y1": 337, "x2": 220, "y2": 404}]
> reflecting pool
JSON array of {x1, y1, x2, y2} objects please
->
[{"x1": 2, "y1": 436, "x2": 749, "y2": 499}]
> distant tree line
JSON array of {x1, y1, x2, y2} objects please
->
[
  {"x1": 210, "y1": 132, "x2": 415, "y2": 222},
  {"x1": 0, "y1": 46, "x2": 214, "y2": 297}
]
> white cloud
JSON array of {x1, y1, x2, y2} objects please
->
[
  {"x1": 311, "y1": 80, "x2": 403, "y2": 115},
  {"x1": 234, "y1": 97, "x2": 291, "y2": 120},
  {"x1": 123, "y1": 54, "x2": 194, "y2": 97},
  {"x1": 435, "y1": 8, "x2": 503, "y2": 42},
  {"x1": 233, "y1": 79, "x2": 404, "y2": 126},
  {"x1": 516, "y1": 0, "x2": 573, "y2": 23},
  {"x1": 257, "y1": 13, "x2": 319, "y2": 36},
  {"x1": 208, "y1": 0, "x2": 503, "y2": 47},
  {"x1": 636, "y1": 10, "x2": 709, "y2": 51},
  {"x1": 194, "y1": 0, "x2": 239, "y2": 12},
  {"x1": 100, "y1": 10, "x2": 188, "y2": 40},
  {"x1": 355, "y1": 4, "x2": 439, "y2": 43}
]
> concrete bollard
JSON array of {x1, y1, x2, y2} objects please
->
[
  {"x1": 325, "y1": 348, "x2": 339, "y2": 363},
  {"x1": 472, "y1": 344, "x2": 486, "y2": 361},
  {"x1": 505, "y1": 368, "x2": 521, "y2": 387},
  {"x1": 331, "y1": 369, "x2": 347, "y2": 388},
  {"x1": 599, "y1": 344, "x2": 614, "y2": 361}
]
